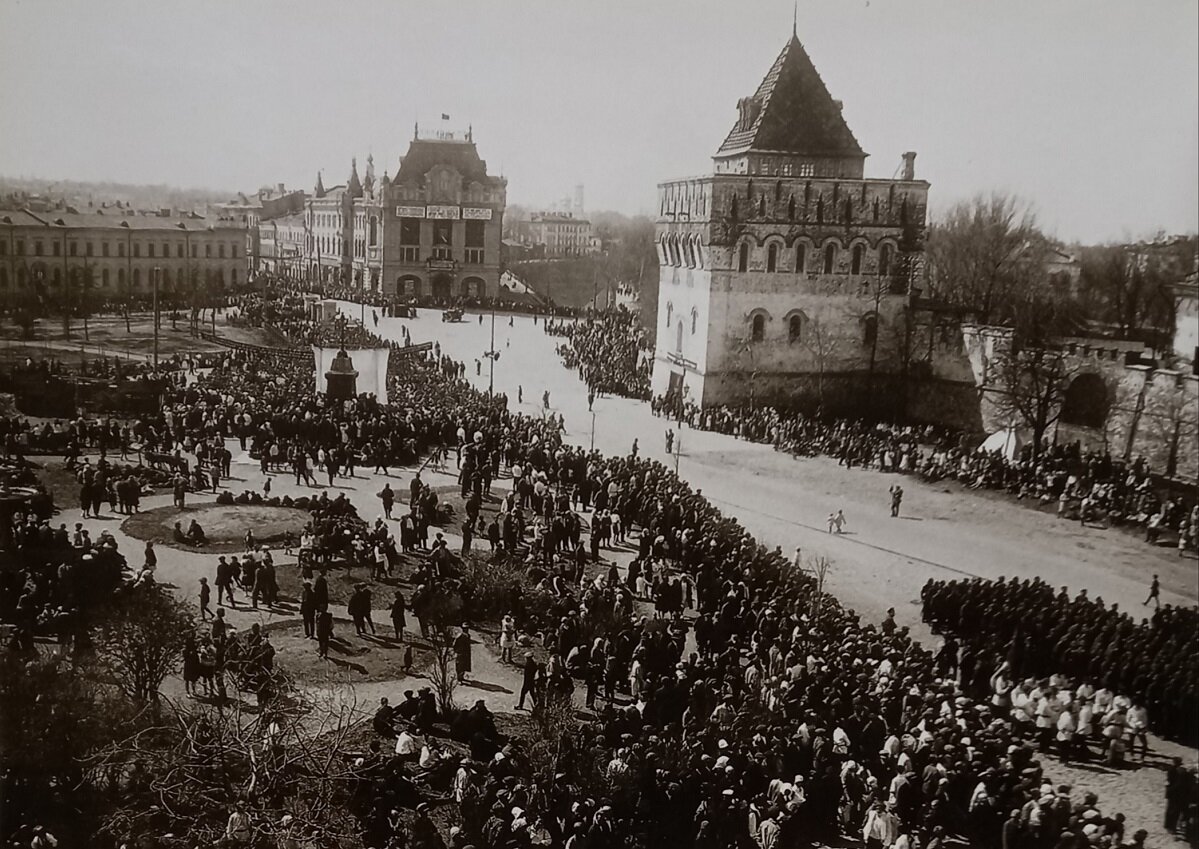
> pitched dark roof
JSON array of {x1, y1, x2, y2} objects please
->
[
  {"x1": 716, "y1": 34, "x2": 864, "y2": 159},
  {"x1": 396, "y1": 139, "x2": 492, "y2": 185}
]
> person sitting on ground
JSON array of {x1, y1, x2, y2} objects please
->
[
  {"x1": 186, "y1": 518, "x2": 208, "y2": 545},
  {"x1": 373, "y1": 697, "x2": 396, "y2": 737}
]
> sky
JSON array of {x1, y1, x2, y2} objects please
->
[{"x1": 0, "y1": 0, "x2": 1196, "y2": 244}]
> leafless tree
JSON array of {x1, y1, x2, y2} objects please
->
[
  {"x1": 1140, "y1": 380, "x2": 1199, "y2": 478},
  {"x1": 93, "y1": 584, "x2": 193, "y2": 703},
  {"x1": 987, "y1": 343, "x2": 1077, "y2": 460},
  {"x1": 800, "y1": 317, "x2": 839, "y2": 415},
  {"x1": 422, "y1": 589, "x2": 465, "y2": 715},
  {"x1": 85, "y1": 680, "x2": 365, "y2": 846},
  {"x1": 1078, "y1": 236, "x2": 1196, "y2": 339},
  {"x1": 926, "y1": 193, "x2": 1049, "y2": 325}
]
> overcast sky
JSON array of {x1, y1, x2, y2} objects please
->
[{"x1": 1, "y1": 0, "x2": 1195, "y2": 243}]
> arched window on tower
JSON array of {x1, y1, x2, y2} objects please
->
[
  {"x1": 788, "y1": 313, "x2": 804, "y2": 343},
  {"x1": 787, "y1": 196, "x2": 795, "y2": 221},
  {"x1": 369, "y1": 216, "x2": 378, "y2": 246},
  {"x1": 823, "y1": 243, "x2": 837, "y2": 274},
  {"x1": 862, "y1": 312, "x2": 879, "y2": 348},
  {"x1": 851, "y1": 244, "x2": 865, "y2": 275},
  {"x1": 666, "y1": 302, "x2": 673, "y2": 328},
  {"x1": 795, "y1": 243, "x2": 807, "y2": 274},
  {"x1": 767, "y1": 243, "x2": 778, "y2": 273},
  {"x1": 758, "y1": 197, "x2": 766, "y2": 217},
  {"x1": 738, "y1": 242, "x2": 749, "y2": 273},
  {"x1": 751, "y1": 313, "x2": 765, "y2": 342},
  {"x1": 676, "y1": 321, "x2": 684, "y2": 353},
  {"x1": 879, "y1": 244, "x2": 893, "y2": 277},
  {"x1": 691, "y1": 308, "x2": 698, "y2": 335}
]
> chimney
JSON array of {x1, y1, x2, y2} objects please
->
[
  {"x1": 277, "y1": 183, "x2": 285, "y2": 195},
  {"x1": 901, "y1": 151, "x2": 917, "y2": 181}
]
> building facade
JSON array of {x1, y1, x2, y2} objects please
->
[
  {"x1": 377, "y1": 127, "x2": 507, "y2": 300},
  {"x1": 0, "y1": 209, "x2": 246, "y2": 303},
  {"x1": 258, "y1": 212, "x2": 307, "y2": 280},
  {"x1": 287, "y1": 129, "x2": 507, "y2": 301},
  {"x1": 650, "y1": 30, "x2": 930, "y2": 411},
  {"x1": 514, "y1": 212, "x2": 600, "y2": 257}
]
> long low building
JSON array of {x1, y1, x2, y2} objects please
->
[{"x1": 0, "y1": 209, "x2": 246, "y2": 300}]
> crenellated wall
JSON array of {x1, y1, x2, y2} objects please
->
[{"x1": 953, "y1": 324, "x2": 1199, "y2": 482}]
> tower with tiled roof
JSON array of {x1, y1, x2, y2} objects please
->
[
  {"x1": 649, "y1": 29, "x2": 930, "y2": 415},
  {"x1": 714, "y1": 32, "x2": 865, "y2": 180}
]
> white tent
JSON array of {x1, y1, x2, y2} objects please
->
[{"x1": 978, "y1": 427, "x2": 1026, "y2": 461}]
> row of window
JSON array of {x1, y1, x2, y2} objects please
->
[
  {"x1": 0, "y1": 239, "x2": 238, "y2": 260},
  {"x1": 0, "y1": 265, "x2": 237, "y2": 288},
  {"x1": 665, "y1": 303, "x2": 879, "y2": 349},
  {"x1": 736, "y1": 240, "x2": 893, "y2": 276},
  {"x1": 659, "y1": 234, "x2": 896, "y2": 277}
]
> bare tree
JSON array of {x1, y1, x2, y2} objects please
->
[
  {"x1": 800, "y1": 317, "x2": 839, "y2": 415},
  {"x1": 807, "y1": 555, "x2": 832, "y2": 625},
  {"x1": 987, "y1": 343, "x2": 1077, "y2": 460},
  {"x1": 926, "y1": 193, "x2": 1049, "y2": 324},
  {"x1": 422, "y1": 588, "x2": 465, "y2": 715},
  {"x1": 86, "y1": 681, "x2": 365, "y2": 846},
  {"x1": 93, "y1": 584, "x2": 193, "y2": 703},
  {"x1": 1140, "y1": 380, "x2": 1199, "y2": 478},
  {"x1": 1078, "y1": 236, "x2": 1196, "y2": 340}
]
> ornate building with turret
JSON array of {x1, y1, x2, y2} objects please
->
[
  {"x1": 292, "y1": 123, "x2": 507, "y2": 301},
  {"x1": 650, "y1": 29, "x2": 930, "y2": 412}
]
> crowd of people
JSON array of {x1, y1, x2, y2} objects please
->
[
  {"x1": 545, "y1": 307, "x2": 653, "y2": 400},
  {"x1": 922, "y1": 576, "x2": 1199, "y2": 749},
  {"x1": 2, "y1": 286, "x2": 1188, "y2": 849},
  {"x1": 649, "y1": 400, "x2": 1198, "y2": 554}
]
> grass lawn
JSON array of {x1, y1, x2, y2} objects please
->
[{"x1": 122, "y1": 503, "x2": 309, "y2": 552}]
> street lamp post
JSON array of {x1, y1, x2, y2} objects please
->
[
  {"x1": 484, "y1": 301, "x2": 499, "y2": 395},
  {"x1": 152, "y1": 266, "x2": 160, "y2": 370}
]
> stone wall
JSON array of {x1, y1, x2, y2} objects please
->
[{"x1": 957, "y1": 324, "x2": 1199, "y2": 483}]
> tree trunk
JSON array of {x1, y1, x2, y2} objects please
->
[{"x1": 1167, "y1": 419, "x2": 1180, "y2": 478}]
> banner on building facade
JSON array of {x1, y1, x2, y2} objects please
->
[
  {"x1": 426, "y1": 205, "x2": 460, "y2": 219},
  {"x1": 312, "y1": 346, "x2": 390, "y2": 404},
  {"x1": 396, "y1": 206, "x2": 426, "y2": 218},
  {"x1": 462, "y1": 207, "x2": 492, "y2": 220}
]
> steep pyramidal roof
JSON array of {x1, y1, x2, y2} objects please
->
[{"x1": 717, "y1": 33, "x2": 864, "y2": 160}]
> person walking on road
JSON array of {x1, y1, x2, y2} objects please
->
[
  {"x1": 889, "y1": 485, "x2": 904, "y2": 518},
  {"x1": 828, "y1": 510, "x2": 847, "y2": 534},
  {"x1": 516, "y1": 652, "x2": 537, "y2": 710},
  {"x1": 1143, "y1": 574, "x2": 1160, "y2": 608}
]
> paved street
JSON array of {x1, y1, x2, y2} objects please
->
[{"x1": 349, "y1": 302, "x2": 1199, "y2": 640}]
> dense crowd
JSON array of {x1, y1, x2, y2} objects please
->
[
  {"x1": 650, "y1": 400, "x2": 1198, "y2": 553},
  {"x1": 922, "y1": 576, "x2": 1199, "y2": 748},
  {"x1": 2, "y1": 291, "x2": 1186, "y2": 849},
  {"x1": 546, "y1": 307, "x2": 653, "y2": 400}
]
